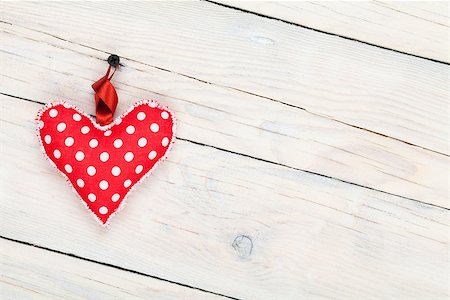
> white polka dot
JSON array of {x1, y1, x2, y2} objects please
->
[
  {"x1": 57, "y1": 123, "x2": 66, "y2": 132},
  {"x1": 37, "y1": 120, "x2": 44, "y2": 129},
  {"x1": 149, "y1": 101, "x2": 157, "y2": 108},
  {"x1": 89, "y1": 139, "x2": 98, "y2": 148},
  {"x1": 81, "y1": 126, "x2": 90, "y2": 134},
  {"x1": 161, "y1": 111, "x2": 169, "y2": 119},
  {"x1": 111, "y1": 166, "x2": 121, "y2": 176},
  {"x1": 137, "y1": 112, "x2": 146, "y2": 120},
  {"x1": 111, "y1": 193, "x2": 120, "y2": 202},
  {"x1": 124, "y1": 179, "x2": 132, "y2": 188},
  {"x1": 135, "y1": 165, "x2": 143, "y2": 174},
  {"x1": 49, "y1": 109, "x2": 58, "y2": 118},
  {"x1": 148, "y1": 151, "x2": 157, "y2": 160},
  {"x1": 99, "y1": 206, "x2": 108, "y2": 215},
  {"x1": 162, "y1": 137, "x2": 169, "y2": 147},
  {"x1": 100, "y1": 152, "x2": 109, "y2": 162},
  {"x1": 113, "y1": 139, "x2": 123, "y2": 148},
  {"x1": 126, "y1": 125, "x2": 135, "y2": 134},
  {"x1": 65, "y1": 137, "x2": 74, "y2": 147},
  {"x1": 64, "y1": 164, "x2": 72, "y2": 173},
  {"x1": 87, "y1": 166, "x2": 96, "y2": 176},
  {"x1": 76, "y1": 178, "x2": 85, "y2": 188},
  {"x1": 63, "y1": 103, "x2": 71, "y2": 108},
  {"x1": 75, "y1": 151, "x2": 84, "y2": 161},
  {"x1": 99, "y1": 180, "x2": 109, "y2": 190},
  {"x1": 73, "y1": 113, "x2": 81, "y2": 121},
  {"x1": 104, "y1": 130, "x2": 112, "y2": 136},
  {"x1": 115, "y1": 118, "x2": 122, "y2": 125},
  {"x1": 150, "y1": 123, "x2": 159, "y2": 133},
  {"x1": 54, "y1": 149, "x2": 61, "y2": 159},
  {"x1": 138, "y1": 137, "x2": 147, "y2": 147},
  {"x1": 124, "y1": 152, "x2": 134, "y2": 162},
  {"x1": 44, "y1": 135, "x2": 51, "y2": 144},
  {"x1": 88, "y1": 193, "x2": 96, "y2": 202}
]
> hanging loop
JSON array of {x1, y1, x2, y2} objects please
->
[{"x1": 92, "y1": 55, "x2": 120, "y2": 126}]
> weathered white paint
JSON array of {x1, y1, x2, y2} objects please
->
[
  {"x1": 0, "y1": 96, "x2": 448, "y2": 300},
  {"x1": 1, "y1": 1, "x2": 449, "y2": 155},
  {"x1": 0, "y1": 25, "x2": 448, "y2": 207},
  {"x1": 1, "y1": 2, "x2": 448, "y2": 300},
  {"x1": 0, "y1": 238, "x2": 223, "y2": 300},
  {"x1": 216, "y1": 1, "x2": 450, "y2": 63}
]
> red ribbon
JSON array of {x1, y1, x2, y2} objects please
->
[{"x1": 92, "y1": 65, "x2": 118, "y2": 126}]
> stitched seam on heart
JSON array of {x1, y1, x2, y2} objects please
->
[{"x1": 36, "y1": 99, "x2": 177, "y2": 227}]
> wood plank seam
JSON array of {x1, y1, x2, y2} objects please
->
[
  {"x1": 2, "y1": 91, "x2": 448, "y2": 212},
  {"x1": 2, "y1": 2, "x2": 448, "y2": 155},
  {"x1": 1, "y1": 4, "x2": 448, "y2": 299},
  {"x1": 1, "y1": 238, "x2": 226, "y2": 299},
  {"x1": 0, "y1": 235, "x2": 241, "y2": 300},
  {"x1": 204, "y1": 0, "x2": 450, "y2": 66},
  {"x1": 1, "y1": 27, "x2": 448, "y2": 206},
  {"x1": 3, "y1": 19, "x2": 447, "y2": 158},
  {"x1": 2, "y1": 16, "x2": 448, "y2": 206},
  {"x1": 2, "y1": 96, "x2": 448, "y2": 299},
  {"x1": 204, "y1": 81, "x2": 449, "y2": 157}
]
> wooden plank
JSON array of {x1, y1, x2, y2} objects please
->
[
  {"x1": 1, "y1": 96, "x2": 448, "y2": 300},
  {"x1": 1, "y1": 25, "x2": 448, "y2": 208},
  {"x1": 0, "y1": 238, "x2": 225, "y2": 300},
  {"x1": 214, "y1": 1, "x2": 450, "y2": 63},
  {"x1": 1, "y1": 1, "x2": 448, "y2": 155}
]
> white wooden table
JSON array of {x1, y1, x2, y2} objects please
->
[{"x1": 1, "y1": 2, "x2": 449, "y2": 299}]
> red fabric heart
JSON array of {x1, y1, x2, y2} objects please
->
[{"x1": 36, "y1": 100, "x2": 175, "y2": 226}]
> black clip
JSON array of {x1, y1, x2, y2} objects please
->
[{"x1": 107, "y1": 54, "x2": 120, "y2": 68}]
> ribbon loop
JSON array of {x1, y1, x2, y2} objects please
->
[{"x1": 92, "y1": 65, "x2": 118, "y2": 126}]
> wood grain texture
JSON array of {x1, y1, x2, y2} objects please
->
[
  {"x1": 1, "y1": 96, "x2": 448, "y2": 300},
  {"x1": 1, "y1": 1, "x2": 449, "y2": 156},
  {"x1": 1, "y1": 24, "x2": 448, "y2": 208},
  {"x1": 214, "y1": 1, "x2": 450, "y2": 63},
  {"x1": 0, "y1": 238, "x2": 224, "y2": 300}
]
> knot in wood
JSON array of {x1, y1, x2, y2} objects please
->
[{"x1": 232, "y1": 235, "x2": 253, "y2": 259}]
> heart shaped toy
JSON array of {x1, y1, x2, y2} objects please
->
[{"x1": 36, "y1": 100, "x2": 175, "y2": 226}]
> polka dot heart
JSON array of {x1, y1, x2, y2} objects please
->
[{"x1": 36, "y1": 100, "x2": 175, "y2": 226}]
